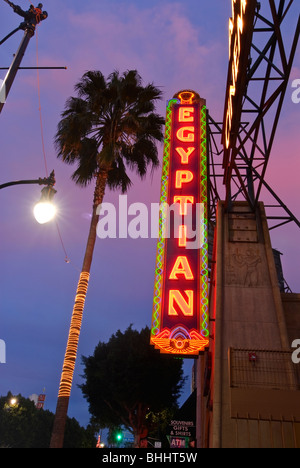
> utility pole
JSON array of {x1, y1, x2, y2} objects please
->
[{"x1": 0, "y1": 1, "x2": 48, "y2": 114}]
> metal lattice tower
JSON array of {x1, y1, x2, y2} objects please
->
[{"x1": 207, "y1": 0, "x2": 300, "y2": 231}]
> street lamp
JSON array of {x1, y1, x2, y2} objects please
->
[
  {"x1": 0, "y1": 169, "x2": 57, "y2": 223},
  {"x1": 33, "y1": 184, "x2": 57, "y2": 224}
]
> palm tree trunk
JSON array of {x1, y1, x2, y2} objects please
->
[{"x1": 50, "y1": 170, "x2": 108, "y2": 448}]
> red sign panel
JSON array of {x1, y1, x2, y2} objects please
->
[
  {"x1": 36, "y1": 393, "x2": 46, "y2": 409},
  {"x1": 151, "y1": 91, "x2": 209, "y2": 355}
]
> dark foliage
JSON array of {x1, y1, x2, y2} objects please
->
[
  {"x1": 0, "y1": 392, "x2": 96, "y2": 448},
  {"x1": 80, "y1": 326, "x2": 186, "y2": 443}
]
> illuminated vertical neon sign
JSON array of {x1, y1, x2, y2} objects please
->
[{"x1": 151, "y1": 90, "x2": 209, "y2": 356}]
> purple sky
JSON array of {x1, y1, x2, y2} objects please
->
[{"x1": 0, "y1": 0, "x2": 299, "y2": 429}]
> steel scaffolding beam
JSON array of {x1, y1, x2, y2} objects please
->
[{"x1": 207, "y1": 0, "x2": 300, "y2": 231}]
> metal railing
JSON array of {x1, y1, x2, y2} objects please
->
[{"x1": 229, "y1": 348, "x2": 300, "y2": 391}]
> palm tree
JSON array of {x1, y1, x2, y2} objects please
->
[{"x1": 50, "y1": 70, "x2": 164, "y2": 448}]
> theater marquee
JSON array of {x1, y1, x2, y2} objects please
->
[{"x1": 150, "y1": 90, "x2": 209, "y2": 356}]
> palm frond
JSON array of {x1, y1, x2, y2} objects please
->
[
  {"x1": 55, "y1": 69, "x2": 164, "y2": 189},
  {"x1": 107, "y1": 156, "x2": 133, "y2": 193},
  {"x1": 70, "y1": 138, "x2": 99, "y2": 186}
]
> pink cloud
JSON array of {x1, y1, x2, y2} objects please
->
[{"x1": 62, "y1": 3, "x2": 226, "y2": 112}]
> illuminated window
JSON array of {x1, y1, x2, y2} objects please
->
[
  {"x1": 169, "y1": 256, "x2": 194, "y2": 280},
  {"x1": 168, "y1": 290, "x2": 194, "y2": 316}
]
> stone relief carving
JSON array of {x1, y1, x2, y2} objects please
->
[{"x1": 226, "y1": 248, "x2": 262, "y2": 287}]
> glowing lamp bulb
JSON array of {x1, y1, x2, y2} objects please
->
[
  {"x1": 34, "y1": 201, "x2": 56, "y2": 224},
  {"x1": 34, "y1": 183, "x2": 57, "y2": 224}
]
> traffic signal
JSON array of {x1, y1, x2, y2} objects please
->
[{"x1": 115, "y1": 431, "x2": 123, "y2": 443}]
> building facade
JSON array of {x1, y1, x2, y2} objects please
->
[{"x1": 196, "y1": 201, "x2": 300, "y2": 448}]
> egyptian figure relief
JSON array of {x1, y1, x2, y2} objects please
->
[{"x1": 226, "y1": 248, "x2": 263, "y2": 287}]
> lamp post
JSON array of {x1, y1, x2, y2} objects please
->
[
  {"x1": 0, "y1": 169, "x2": 57, "y2": 223},
  {"x1": 0, "y1": 1, "x2": 48, "y2": 114}
]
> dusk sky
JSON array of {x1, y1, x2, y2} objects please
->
[{"x1": 0, "y1": 0, "x2": 299, "y2": 429}]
